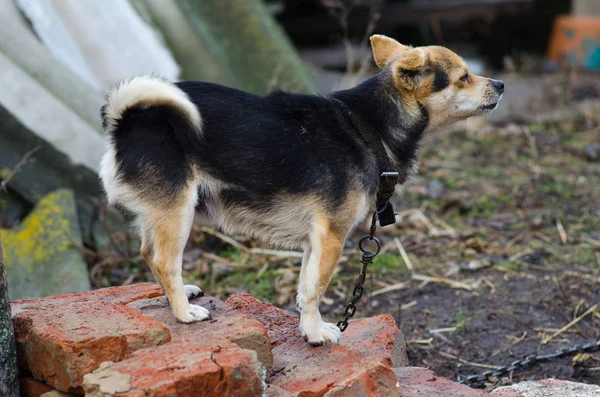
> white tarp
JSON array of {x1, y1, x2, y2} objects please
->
[
  {"x1": 17, "y1": 0, "x2": 180, "y2": 91},
  {"x1": 0, "y1": 52, "x2": 104, "y2": 172},
  {"x1": 0, "y1": 0, "x2": 103, "y2": 129},
  {"x1": 16, "y1": 0, "x2": 98, "y2": 89}
]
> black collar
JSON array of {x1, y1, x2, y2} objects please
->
[{"x1": 333, "y1": 99, "x2": 399, "y2": 227}]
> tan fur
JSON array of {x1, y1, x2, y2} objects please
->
[
  {"x1": 219, "y1": 193, "x2": 324, "y2": 248},
  {"x1": 130, "y1": 174, "x2": 210, "y2": 323},
  {"x1": 148, "y1": 213, "x2": 187, "y2": 310},
  {"x1": 369, "y1": 36, "x2": 503, "y2": 133},
  {"x1": 392, "y1": 48, "x2": 427, "y2": 91},
  {"x1": 316, "y1": 221, "x2": 344, "y2": 294},
  {"x1": 369, "y1": 34, "x2": 409, "y2": 68}
]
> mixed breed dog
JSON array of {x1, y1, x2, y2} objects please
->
[{"x1": 100, "y1": 35, "x2": 503, "y2": 346}]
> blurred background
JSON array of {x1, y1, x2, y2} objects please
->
[{"x1": 1, "y1": 0, "x2": 599, "y2": 387}]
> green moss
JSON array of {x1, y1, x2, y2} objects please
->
[
  {"x1": 1, "y1": 189, "x2": 90, "y2": 299},
  {"x1": 510, "y1": 222, "x2": 526, "y2": 231},
  {"x1": 472, "y1": 197, "x2": 498, "y2": 216},
  {"x1": 528, "y1": 124, "x2": 543, "y2": 133},
  {"x1": 494, "y1": 261, "x2": 524, "y2": 272},
  {"x1": 577, "y1": 247, "x2": 599, "y2": 269},
  {"x1": 453, "y1": 310, "x2": 471, "y2": 332},
  {"x1": 371, "y1": 253, "x2": 402, "y2": 272},
  {"x1": 0, "y1": 167, "x2": 11, "y2": 180},
  {"x1": 217, "y1": 269, "x2": 277, "y2": 302}
]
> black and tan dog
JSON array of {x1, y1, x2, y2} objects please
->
[{"x1": 100, "y1": 35, "x2": 503, "y2": 345}]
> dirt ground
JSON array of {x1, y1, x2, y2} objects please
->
[{"x1": 91, "y1": 71, "x2": 600, "y2": 391}]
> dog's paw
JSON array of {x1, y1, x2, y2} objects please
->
[
  {"x1": 184, "y1": 284, "x2": 204, "y2": 299},
  {"x1": 176, "y1": 304, "x2": 211, "y2": 323},
  {"x1": 301, "y1": 320, "x2": 340, "y2": 346}
]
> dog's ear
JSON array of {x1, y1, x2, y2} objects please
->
[
  {"x1": 370, "y1": 34, "x2": 410, "y2": 68},
  {"x1": 392, "y1": 48, "x2": 427, "y2": 91}
]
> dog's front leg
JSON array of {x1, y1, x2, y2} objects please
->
[{"x1": 297, "y1": 219, "x2": 344, "y2": 346}]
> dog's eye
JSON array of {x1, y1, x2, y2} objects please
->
[{"x1": 460, "y1": 73, "x2": 469, "y2": 82}]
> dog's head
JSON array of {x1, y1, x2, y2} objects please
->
[{"x1": 370, "y1": 35, "x2": 504, "y2": 130}]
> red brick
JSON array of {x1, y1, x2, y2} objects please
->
[
  {"x1": 340, "y1": 314, "x2": 405, "y2": 367},
  {"x1": 11, "y1": 283, "x2": 163, "y2": 313},
  {"x1": 83, "y1": 337, "x2": 265, "y2": 397},
  {"x1": 128, "y1": 294, "x2": 272, "y2": 367},
  {"x1": 394, "y1": 367, "x2": 487, "y2": 397},
  {"x1": 227, "y1": 293, "x2": 402, "y2": 396},
  {"x1": 20, "y1": 377, "x2": 54, "y2": 397},
  {"x1": 13, "y1": 301, "x2": 170, "y2": 393},
  {"x1": 226, "y1": 292, "x2": 297, "y2": 348},
  {"x1": 322, "y1": 365, "x2": 400, "y2": 397}
]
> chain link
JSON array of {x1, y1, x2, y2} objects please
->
[
  {"x1": 458, "y1": 340, "x2": 600, "y2": 387},
  {"x1": 337, "y1": 213, "x2": 381, "y2": 332}
]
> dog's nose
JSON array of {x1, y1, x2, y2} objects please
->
[{"x1": 491, "y1": 79, "x2": 504, "y2": 94}]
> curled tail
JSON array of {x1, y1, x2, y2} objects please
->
[
  {"x1": 101, "y1": 75, "x2": 202, "y2": 145},
  {"x1": 100, "y1": 76, "x2": 202, "y2": 207}
]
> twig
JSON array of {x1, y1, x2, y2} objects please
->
[
  {"x1": 197, "y1": 227, "x2": 249, "y2": 252},
  {"x1": 197, "y1": 227, "x2": 304, "y2": 258},
  {"x1": 542, "y1": 303, "x2": 599, "y2": 344},
  {"x1": 401, "y1": 300, "x2": 417, "y2": 311},
  {"x1": 583, "y1": 235, "x2": 600, "y2": 248},
  {"x1": 267, "y1": 62, "x2": 284, "y2": 92},
  {"x1": 249, "y1": 248, "x2": 304, "y2": 258},
  {"x1": 507, "y1": 331, "x2": 528, "y2": 348},
  {"x1": 255, "y1": 262, "x2": 269, "y2": 279},
  {"x1": 98, "y1": 200, "x2": 125, "y2": 257},
  {"x1": 394, "y1": 237, "x2": 414, "y2": 272},
  {"x1": 371, "y1": 282, "x2": 409, "y2": 297},
  {"x1": 121, "y1": 274, "x2": 135, "y2": 286},
  {"x1": 414, "y1": 210, "x2": 441, "y2": 235},
  {"x1": 429, "y1": 327, "x2": 457, "y2": 334},
  {"x1": 200, "y1": 251, "x2": 255, "y2": 269},
  {"x1": 534, "y1": 328, "x2": 579, "y2": 333},
  {"x1": 436, "y1": 351, "x2": 501, "y2": 370},
  {"x1": 0, "y1": 146, "x2": 41, "y2": 191},
  {"x1": 408, "y1": 338, "x2": 433, "y2": 345},
  {"x1": 509, "y1": 248, "x2": 534, "y2": 262},
  {"x1": 522, "y1": 125, "x2": 538, "y2": 160},
  {"x1": 482, "y1": 277, "x2": 496, "y2": 295},
  {"x1": 556, "y1": 220, "x2": 568, "y2": 244},
  {"x1": 535, "y1": 232, "x2": 554, "y2": 244},
  {"x1": 412, "y1": 273, "x2": 472, "y2": 291}
]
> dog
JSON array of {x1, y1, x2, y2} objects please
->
[{"x1": 99, "y1": 35, "x2": 503, "y2": 346}]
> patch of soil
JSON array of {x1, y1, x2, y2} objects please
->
[{"x1": 347, "y1": 266, "x2": 600, "y2": 389}]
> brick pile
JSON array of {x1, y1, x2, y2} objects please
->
[{"x1": 11, "y1": 283, "x2": 600, "y2": 396}]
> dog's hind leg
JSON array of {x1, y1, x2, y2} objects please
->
[
  {"x1": 138, "y1": 218, "x2": 164, "y2": 292},
  {"x1": 143, "y1": 187, "x2": 210, "y2": 323},
  {"x1": 298, "y1": 217, "x2": 344, "y2": 346}
]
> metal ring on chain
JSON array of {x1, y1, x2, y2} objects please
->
[{"x1": 358, "y1": 235, "x2": 381, "y2": 255}]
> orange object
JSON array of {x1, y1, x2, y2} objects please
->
[{"x1": 547, "y1": 15, "x2": 600, "y2": 70}]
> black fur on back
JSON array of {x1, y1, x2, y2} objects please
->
[
  {"x1": 111, "y1": 104, "x2": 199, "y2": 199},
  {"x1": 109, "y1": 73, "x2": 428, "y2": 210}
]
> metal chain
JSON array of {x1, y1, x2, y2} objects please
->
[
  {"x1": 458, "y1": 340, "x2": 600, "y2": 388},
  {"x1": 337, "y1": 212, "x2": 381, "y2": 332}
]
